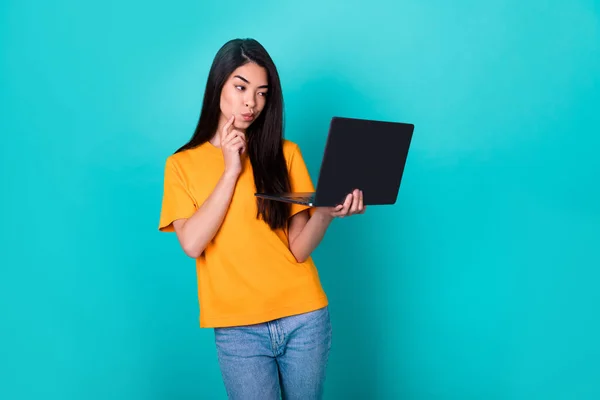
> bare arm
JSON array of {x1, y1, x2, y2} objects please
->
[
  {"x1": 288, "y1": 189, "x2": 365, "y2": 262},
  {"x1": 288, "y1": 209, "x2": 333, "y2": 263},
  {"x1": 172, "y1": 171, "x2": 239, "y2": 258},
  {"x1": 173, "y1": 115, "x2": 246, "y2": 258}
]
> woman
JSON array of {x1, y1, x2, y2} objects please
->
[{"x1": 158, "y1": 38, "x2": 365, "y2": 399}]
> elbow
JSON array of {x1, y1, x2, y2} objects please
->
[
  {"x1": 290, "y1": 245, "x2": 308, "y2": 263},
  {"x1": 182, "y1": 240, "x2": 204, "y2": 259},
  {"x1": 295, "y1": 252, "x2": 308, "y2": 263},
  {"x1": 184, "y1": 249, "x2": 202, "y2": 259},
  {"x1": 184, "y1": 247, "x2": 203, "y2": 259},
  {"x1": 174, "y1": 221, "x2": 205, "y2": 259}
]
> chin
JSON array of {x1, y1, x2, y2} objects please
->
[{"x1": 235, "y1": 121, "x2": 252, "y2": 129}]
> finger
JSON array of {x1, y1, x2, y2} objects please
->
[
  {"x1": 327, "y1": 204, "x2": 343, "y2": 218},
  {"x1": 224, "y1": 129, "x2": 246, "y2": 145},
  {"x1": 349, "y1": 189, "x2": 360, "y2": 214},
  {"x1": 223, "y1": 132, "x2": 246, "y2": 148},
  {"x1": 331, "y1": 210, "x2": 345, "y2": 218},
  {"x1": 344, "y1": 193, "x2": 353, "y2": 208},
  {"x1": 330, "y1": 204, "x2": 343, "y2": 212},
  {"x1": 238, "y1": 139, "x2": 247, "y2": 154},
  {"x1": 358, "y1": 190, "x2": 364, "y2": 213},
  {"x1": 332, "y1": 204, "x2": 344, "y2": 213},
  {"x1": 227, "y1": 137, "x2": 244, "y2": 150},
  {"x1": 221, "y1": 115, "x2": 235, "y2": 140},
  {"x1": 235, "y1": 143, "x2": 245, "y2": 155},
  {"x1": 339, "y1": 194, "x2": 353, "y2": 217}
]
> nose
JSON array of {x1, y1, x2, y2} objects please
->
[{"x1": 244, "y1": 93, "x2": 256, "y2": 110}]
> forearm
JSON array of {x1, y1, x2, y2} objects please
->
[
  {"x1": 179, "y1": 171, "x2": 238, "y2": 257},
  {"x1": 289, "y1": 210, "x2": 333, "y2": 263}
]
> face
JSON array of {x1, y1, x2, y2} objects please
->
[{"x1": 219, "y1": 62, "x2": 269, "y2": 131}]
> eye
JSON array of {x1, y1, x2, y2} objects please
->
[
  {"x1": 258, "y1": 92, "x2": 268, "y2": 97},
  {"x1": 235, "y1": 85, "x2": 245, "y2": 91}
]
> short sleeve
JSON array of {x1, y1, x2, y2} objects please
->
[
  {"x1": 158, "y1": 157, "x2": 197, "y2": 232},
  {"x1": 288, "y1": 144, "x2": 316, "y2": 218}
]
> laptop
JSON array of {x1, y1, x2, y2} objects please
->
[{"x1": 255, "y1": 116, "x2": 414, "y2": 207}]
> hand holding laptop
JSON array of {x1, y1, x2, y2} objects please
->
[{"x1": 315, "y1": 189, "x2": 366, "y2": 219}]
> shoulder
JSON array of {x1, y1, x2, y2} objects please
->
[
  {"x1": 164, "y1": 143, "x2": 212, "y2": 171},
  {"x1": 282, "y1": 138, "x2": 299, "y2": 152},
  {"x1": 282, "y1": 139, "x2": 301, "y2": 161}
]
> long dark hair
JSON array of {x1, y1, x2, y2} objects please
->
[{"x1": 176, "y1": 38, "x2": 291, "y2": 230}]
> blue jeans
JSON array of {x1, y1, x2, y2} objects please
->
[{"x1": 214, "y1": 306, "x2": 332, "y2": 399}]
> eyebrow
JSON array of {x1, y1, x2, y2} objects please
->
[{"x1": 234, "y1": 75, "x2": 269, "y2": 89}]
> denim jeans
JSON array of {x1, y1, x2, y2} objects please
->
[{"x1": 213, "y1": 306, "x2": 332, "y2": 399}]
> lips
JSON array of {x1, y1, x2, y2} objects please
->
[{"x1": 241, "y1": 113, "x2": 254, "y2": 121}]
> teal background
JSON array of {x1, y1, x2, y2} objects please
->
[{"x1": 1, "y1": 0, "x2": 599, "y2": 399}]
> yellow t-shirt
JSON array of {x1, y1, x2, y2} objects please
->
[{"x1": 158, "y1": 139, "x2": 328, "y2": 328}]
